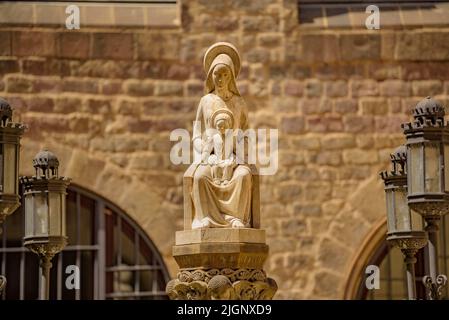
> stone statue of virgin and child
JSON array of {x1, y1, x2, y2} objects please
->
[
  {"x1": 169, "y1": 43, "x2": 277, "y2": 301},
  {"x1": 190, "y1": 42, "x2": 254, "y2": 230}
]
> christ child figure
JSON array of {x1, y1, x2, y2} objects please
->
[{"x1": 202, "y1": 108, "x2": 236, "y2": 185}]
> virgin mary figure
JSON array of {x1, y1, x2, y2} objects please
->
[{"x1": 191, "y1": 42, "x2": 252, "y2": 229}]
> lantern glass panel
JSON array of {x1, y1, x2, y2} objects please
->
[
  {"x1": 34, "y1": 192, "x2": 49, "y2": 236},
  {"x1": 394, "y1": 188, "x2": 411, "y2": 232},
  {"x1": 386, "y1": 189, "x2": 396, "y2": 233},
  {"x1": 3, "y1": 143, "x2": 16, "y2": 194},
  {"x1": 424, "y1": 142, "x2": 440, "y2": 193},
  {"x1": 49, "y1": 192, "x2": 61, "y2": 236},
  {"x1": 444, "y1": 144, "x2": 449, "y2": 192},
  {"x1": 409, "y1": 144, "x2": 424, "y2": 194},
  {"x1": 24, "y1": 194, "x2": 34, "y2": 238}
]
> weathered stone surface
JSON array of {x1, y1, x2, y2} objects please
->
[
  {"x1": 284, "y1": 80, "x2": 304, "y2": 97},
  {"x1": 307, "y1": 116, "x2": 343, "y2": 133},
  {"x1": 318, "y1": 238, "x2": 351, "y2": 270},
  {"x1": 137, "y1": 33, "x2": 181, "y2": 60},
  {"x1": 305, "y1": 79, "x2": 322, "y2": 97},
  {"x1": 242, "y1": 16, "x2": 278, "y2": 32},
  {"x1": 0, "y1": 31, "x2": 11, "y2": 55},
  {"x1": 339, "y1": 34, "x2": 380, "y2": 61},
  {"x1": 300, "y1": 34, "x2": 339, "y2": 63},
  {"x1": 395, "y1": 32, "x2": 449, "y2": 61},
  {"x1": 333, "y1": 99, "x2": 358, "y2": 114},
  {"x1": 91, "y1": 33, "x2": 132, "y2": 60},
  {"x1": 59, "y1": 33, "x2": 90, "y2": 59},
  {"x1": 12, "y1": 31, "x2": 57, "y2": 57},
  {"x1": 324, "y1": 80, "x2": 348, "y2": 97},
  {"x1": 412, "y1": 80, "x2": 443, "y2": 97},
  {"x1": 0, "y1": 59, "x2": 19, "y2": 74},
  {"x1": 360, "y1": 98, "x2": 388, "y2": 115},
  {"x1": 175, "y1": 228, "x2": 266, "y2": 245},
  {"x1": 313, "y1": 271, "x2": 343, "y2": 298},
  {"x1": 343, "y1": 115, "x2": 374, "y2": 133},
  {"x1": 280, "y1": 115, "x2": 304, "y2": 134},
  {"x1": 321, "y1": 134, "x2": 355, "y2": 150},
  {"x1": 173, "y1": 242, "x2": 269, "y2": 269},
  {"x1": 123, "y1": 79, "x2": 154, "y2": 96},
  {"x1": 302, "y1": 98, "x2": 332, "y2": 114},
  {"x1": 379, "y1": 80, "x2": 411, "y2": 97},
  {"x1": 6, "y1": 76, "x2": 34, "y2": 93},
  {"x1": 351, "y1": 80, "x2": 379, "y2": 97},
  {"x1": 343, "y1": 149, "x2": 379, "y2": 165}
]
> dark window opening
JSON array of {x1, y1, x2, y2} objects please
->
[{"x1": 0, "y1": 184, "x2": 170, "y2": 300}]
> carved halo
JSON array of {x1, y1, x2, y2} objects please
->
[
  {"x1": 210, "y1": 108, "x2": 235, "y2": 129},
  {"x1": 203, "y1": 42, "x2": 241, "y2": 78}
]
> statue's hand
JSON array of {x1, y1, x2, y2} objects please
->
[
  {"x1": 200, "y1": 137, "x2": 214, "y2": 163},
  {"x1": 193, "y1": 137, "x2": 203, "y2": 154},
  {"x1": 207, "y1": 154, "x2": 218, "y2": 166},
  {"x1": 223, "y1": 154, "x2": 236, "y2": 167}
]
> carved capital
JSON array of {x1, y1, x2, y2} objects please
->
[
  {"x1": 167, "y1": 268, "x2": 277, "y2": 300},
  {"x1": 178, "y1": 268, "x2": 267, "y2": 283}
]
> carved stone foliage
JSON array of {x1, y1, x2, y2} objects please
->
[
  {"x1": 179, "y1": 268, "x2": 267, "y2": 283},
  {"x1": 166, "y1": 268, "x2": 277, "y2": 300}
]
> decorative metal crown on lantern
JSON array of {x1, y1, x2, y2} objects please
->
[
  {"x1": 380, "y1": 145, "x2": 407, "y2": 181},
  {"x1": 32, "y1": 149, "x2": 59, "y2": 179},
  {"x1": 402, "y1": 96, "x2": 445, "y2": 130}
]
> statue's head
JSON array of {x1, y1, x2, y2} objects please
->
[
  {"x1": 203, "y1": 42, "x2": 241, "y2": 96},
  {"x1": 212, "y1": 64, "x2": 232, "y2": 91}
]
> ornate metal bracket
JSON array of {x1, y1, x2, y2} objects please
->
[
  {"x1": 423, "y1": 274, "x2": 448, "y2": 300},
  {"x1": 0, "y1": 275, "x2": 6, "y2": 294}
]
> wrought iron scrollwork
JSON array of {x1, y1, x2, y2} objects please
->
[{"x1": 423, "y1": 275, "x2": 448, "y2": 300}]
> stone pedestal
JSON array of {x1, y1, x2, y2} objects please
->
[{"x1": 166, "y1": 228, "x2": 277, "y2": 300}]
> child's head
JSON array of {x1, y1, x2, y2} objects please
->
[{"x1": 211, "y1": 109, "x2": 234, "y2": 134}]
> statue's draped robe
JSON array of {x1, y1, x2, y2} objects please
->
[{"x1": 192, "y1": 93, "x2": 252, "y2": 228}]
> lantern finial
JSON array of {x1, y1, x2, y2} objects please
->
[
  {"x1": 411, "y1": 96, "x2": 445, "y2": 128},
  {"x1": 33, "y1": 149, "x2": 59, "y2": 179},
  {"x1": 390, "y1": 145, "x2": 407, "y2": 175},
  {"x1": 381, "y1": 145, "x2": 407, "y2": 181}
]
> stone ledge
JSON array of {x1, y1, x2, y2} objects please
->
[
  {"x1": 175, "y1": 228, "x2": 266, "y2": 245},
  {"x1": 173, "y1": 242, "x2": 269, "y2": 269},
  {"x1": 299, "y1": 2, "x2": 449, "y2": 29},
  {"x1": 0, "y1": 1, "x2": 180, "y2": 28}
]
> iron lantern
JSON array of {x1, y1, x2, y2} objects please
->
[
  {"x1": 401, "y1": 96, "x2": 449, "y2": 299},
  {"x1": 20, "y1": 149, "x2": 70, "y2": 299},
  {"x1": 381, "y1": 145, "x2": 427, "y2": 300},
  {"x1": 0, "y1": 98, "x2": 25, "y2": 224},
  {"x1": 381, "y1": 146, "x2": 427, "y2": 247},
  {"x1": 402, "y1": 97, "x2": 449, "y2": 217}
]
